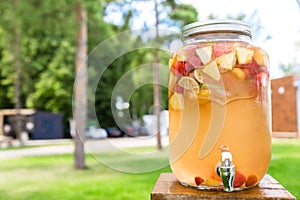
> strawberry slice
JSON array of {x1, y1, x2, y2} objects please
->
[
  {"x1": 233, "y1": 170, "x2": 246, "y2": 187},
  {"x1": 172, "y1": 60, "x2": 187, "y2": 76},
  {"x1": 195, "y1": 176, "x2": 204, "y2": 186}
]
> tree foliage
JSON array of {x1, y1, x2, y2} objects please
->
[{"x1": 0, "y1": 0, "x2": 199, "y2": 133}]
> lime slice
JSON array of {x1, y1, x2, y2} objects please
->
[
  {"x1": 193, "y1": 69, "x2": 204, "y2": 83},
  {"x1": 235, "y1": 47, "x2": 254, "y2": 64},
  {"x1": 202, "y1": 61, "x2": 220, "y2": 81},
  {"x1": 169, "y1": 93, "x2": 184, "y2": 110},
  {"x1": 178, "y1": 76, "x2": 200, "y2": 94}
]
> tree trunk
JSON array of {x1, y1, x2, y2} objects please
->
[
  {"x1": 154, "y1": 0, "x2": 162, "y2": 150},
  {"x1": 74, "y1": 3, "x2": 87, "y2": 169},
  {"x1": 13, "y1": 0, "x2": 23, "y2": 144}
]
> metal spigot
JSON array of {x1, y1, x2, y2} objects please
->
[{"x1": 216, "y1": 145, "x2": 235, "y2": 192}]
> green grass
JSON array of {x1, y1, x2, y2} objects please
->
[
  {"x1": 268, "y1": 139, "x2": 300, "y2": 199},
  {"x1": 0, "y1": 149, "x2": 171, "y2": 200},
  {"x1": 0, "y1": 139, "x2": 299, "y2": 200}
]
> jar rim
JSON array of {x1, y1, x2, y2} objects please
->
[{"x1": 182, "y1": 19, "x2": 252, "y2": 40}]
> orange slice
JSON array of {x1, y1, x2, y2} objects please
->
[{"x1": 178, "y1": 76, "x2": 199, "y2": 94}]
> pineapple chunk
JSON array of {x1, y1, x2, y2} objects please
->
[
  {"x1": 216, "y1": 52, "x2": 236, "y2": 70},
  {"x1": 232, "y1": 68, "x2": 246, "y2": 80},
  {"x1": 199, "y1": 88, "x2": 210, "y2": 97},
  {"x1": 169, "y1": 71, "x2": 177, "y2": 89},
  {"x1": 254, "y1": 49, "x2": 268, "y2": 66},
  {"x1": 169, "y1": 93, "x2": 184, "y2": 110},
  {"x1": 196, "y1": 46, "x2": 212, "y2": 65},
  {"x1": 236, "y1": 47, "x2": 254, "y2": 64},
  {"x1": 206, "y1": 178, "x2": 222, "y2": 187},
  {"x1": 168, "y1": 57, "x2": 176, "y2": 68},
  {"x1": 203, "y1": 61, "x2": 220, "y2": 81}
]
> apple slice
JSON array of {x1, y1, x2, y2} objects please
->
[
  {"x1": 196, "y1": 46, "x2": 212, "y2": 65},
  {"x1": 203, "y1": 61, "x2": 220, "y2": 81},
  {"x1": 236, "y1": 47, "x2": 254, "y2": 64}
]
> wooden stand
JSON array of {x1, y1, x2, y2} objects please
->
[{"x1": 151, "y1": 173, "x2": 296, "y2": 200}]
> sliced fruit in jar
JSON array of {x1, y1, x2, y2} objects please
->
[
  {"x1": 232, "y1": 68, "x2": 246, "y2": 80},
  {"x1": 196, "y1": 46, "x2": 212, "y2": 65},
  {"x1": 168, "y1": 57, "x2": 176, "y2": 68},
  {"x1": 169, "y1": 93, "x2": 184, "y2": 110},
  {"x1": 178, "y1": 76, "x2": 200, "y2": 94},
  {"x1": 169, "y1": 71, "x2": 177, "y2": 90},
  {"x1": 203, "y1": 61, "x2": 220, "y2": 81},
  {"x1": 256, "y1": 72, "x2": 269, "y2": 87},
  {"x1": 187, "y1": 55, "x2": 202, "y2": 70},
  {"x1": 195, "y1": 176, "x2": 204, "y2": 186},
  {"x1": 236, "y1": 47, "x2": 254, "y2": 64},
  {"x1": 172, "y1": 60, "x2": 187, "y2": 76},
  {"x1": 213, "y1": 42, "x2": 233, "y2": 58},
  {"x1": 233, "y1": 170, "x2": 246, "y2": 187},
  {"x1": 194, "y1": 69, "x2": 204, "y2": 83},
  {"x1": 199, "y1": 88, "x2": 210, "y2": 97},
  {"x1": 173, "y1": 84, "x2": 184, "y2": 94},
  {"x1": 254, "y1": 49, "x2": 268, "y2": 66},
  {"x1": 245, "y1": 175, "x2": 258, "y2": 187},
  {"x1": 206, "y1": 178, "x2": 222, "y2": 186},
  {"x1": 216, "y1": 52, "x2": 236, "y2": 71}
]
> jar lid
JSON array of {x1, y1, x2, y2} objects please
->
[{"x1": 182, "y1": 19, "x2": 252, "y2": 40}]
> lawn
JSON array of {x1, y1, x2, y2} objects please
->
[
  {"x1": 0, "y1": 138, "x2": 299, "y2": 200},
  {"x1": 267, "y1": 138, "x2": 300, "y2": 199}
]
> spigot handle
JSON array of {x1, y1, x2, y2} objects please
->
[{"x1": 217, "y1": 145, "x2": 235, "y2": 192}]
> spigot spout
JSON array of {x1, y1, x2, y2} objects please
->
[{"x1": 217, "y1": 145, "x2": 235, "y2": 192}]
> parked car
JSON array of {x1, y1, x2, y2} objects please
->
[
  {"x1": 86, "y1": 126, "x2": 107, "y2": 139},
  {"x1": 121, "y1": 125, "x2": 139, "y2": 137},
  {"x1": 106, "y1": 127, "x2": 124, "y2": 137},
  {"x1": 120, "y1": 124, "x2": 149, "y2": 137}
]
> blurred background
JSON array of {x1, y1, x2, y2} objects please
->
[{"x1": 0, "y1": 0, "x2": 299, "y2": 199}]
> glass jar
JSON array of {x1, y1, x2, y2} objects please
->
[{"x1": 168, "y1": 20, "x2": 271, "y2": 192}]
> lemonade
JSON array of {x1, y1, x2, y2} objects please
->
[{"x1": 168, "y1": 40, "x2": 271, "y2": 190}]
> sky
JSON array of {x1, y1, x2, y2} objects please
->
[
  {"x1": 182, "y1": 0, "x2": 300, "y2": 79},
  {"x1": 105, "y1": 0, "x2": 300, "y2": 79}
]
